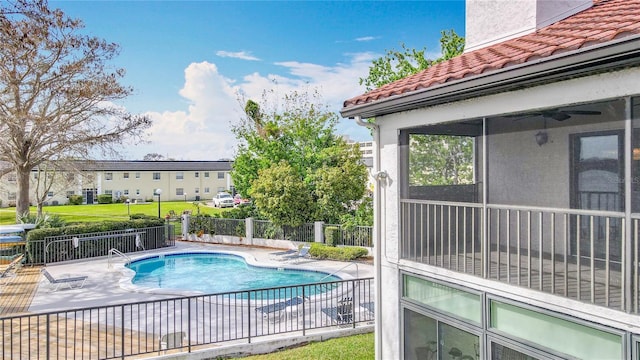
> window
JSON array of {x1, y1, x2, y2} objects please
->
[
  {"x1": 47, "y1": 191, "x2": 54, "y2": 197},
  {"x1": 176, "y1": 188, "x2": 184, "y2": 196},
  {"x1": 104, "y1": 190, "x2": 112, "y2": 195},
  {"x1": 404, "y1": 308, "x2": 479, "y2": 360},
  {"x1": 8, "y1": 174, "x2": 16, "y2": 182},
  {"x1": 136, "y1": 189, "x2": 140, "y2": 195},
  {"x1": 153, "y1": 172, "x2": 161, "y2": 180},
  {"x1": 204, "y1": 172, "x2": 210, "y2": 178},
  {"x1": 204, "y1": 187, "x2": 210, "y2": 194},
  {"x1": 66, "y1": 191, "x2": 75, "y2": 196},
  {"x1": 124, "y1": 190, "x2": 129, "y2": 195},
  {"x1": 135, "y1": 172, "x2": 140, "y2": 179},
  {"x1": 195, "y1": 172, "x2": 199, "y2": 178},
  {"x1": 105, "y1": 172, "x2": 113, "y2": 181},
  {"x1": 217, "y1": 187, "x2": 225, "y2": 193},
  {"x1": 194, "y1": 187, "x2": 200, "y2": 194},
  {"x1": 8, "y1": 192, "x2": 16, "y2": 200},
  {"x1": 33, "y1": 173, "x2": 38, "y2": 179},
  {"x1": 123, "y1": 172, "x2": 130, "y2": 179},
  {"x1": 176, "y1": 172, "x2": 184, "y2": 180},
  {"x1": 218, "y1": 172, "x2": 225, "y2": 179}
]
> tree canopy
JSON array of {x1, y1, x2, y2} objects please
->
[
  {"x1": 232, "y1": 89, "x2": 367, "y2": 226},
  {"x1": 0, "y1": 0, "x2": 150, "y2": 218},
  {"x1": 359, "y1": 29, "x2": 473, "y2": 186}
]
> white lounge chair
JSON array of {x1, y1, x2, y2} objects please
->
[
  {"x1": 159, "y1": 331, "x2": 187, "y2": 353},
  {"x1": 41, "y1": 268, "x2": 88, "y2": 291}
]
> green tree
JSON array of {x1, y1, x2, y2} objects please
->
[
  {"x1": 360, "y1": 29, "x2": 465, "y2": 91},
  {"x1": 360, "y1": 29, "x2": 472, "y2": 186},
  {"x1": 232, "y1": 89, "x2": 367, "y2": 226},
  {"x1": 0, "y1": 1, "x2": 150, "y2": 219}
]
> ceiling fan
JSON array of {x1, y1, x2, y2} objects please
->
[{"x1": 510, "y1": 108, "x2": 602, "y2": 121}]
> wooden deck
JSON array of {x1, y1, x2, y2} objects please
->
[{"x1": 0, "y1": 265, "x2": 41, "y2": 316}]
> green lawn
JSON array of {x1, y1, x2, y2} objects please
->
[
  {"x1": 239, "y1": 333, "x2": 374, "y2": 360},
  {"x1": 0, "y1": 201, "x2": 224, "y2": 225}
]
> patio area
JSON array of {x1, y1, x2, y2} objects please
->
[
  {"x1": 0, "y1": 241, "x2": 374, "y2": 359},
  {"x1": 1, "y1": 240, "x2": 372, "y2": 315}
]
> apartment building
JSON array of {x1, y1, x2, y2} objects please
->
[
  {"x1": 0, "y1": 160, "x2": 233, "y2": 206},
  {"x1": 342, "y1": 1, "x2": 640, "y2": 359}
]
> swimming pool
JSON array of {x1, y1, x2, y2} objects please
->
[{"x1": 126, "y1": 252, "x2": 341, "y2": 295}]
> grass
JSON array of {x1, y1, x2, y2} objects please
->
[
  {"x1": 0, "y1": 201, "x2": 224, "y2": 225},
  {"x1": 239, "y1": 332, "x2": 374, "y2": 360}
]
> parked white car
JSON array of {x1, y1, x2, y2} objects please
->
[{"x1": 213, "y1": 192, "x2": 234, "y2": 208}]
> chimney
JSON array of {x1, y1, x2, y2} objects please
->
[{"x1": 464, "y1": 0, "x2": 593, "y2": 53}]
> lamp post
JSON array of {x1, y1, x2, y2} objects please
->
[
  {"x1": 125, "y1": 199, "x2": 131, "y2": 219},
  {"x1": 154, "y1": 188, "x2": 162, "y2": 218}
]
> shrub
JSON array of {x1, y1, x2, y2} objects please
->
[
  {"x1": 97, "y1": 194, "x2": 113, "y2": 204},
  {"x1": 68, "y1": 195, "x2": 83, "y2": 205},
  {"x1": 324, "y1": 226, "x2": 341, "y2": 246},
  {"x1": 308, "y1": 243, "x2": 368, "y2": 261}
]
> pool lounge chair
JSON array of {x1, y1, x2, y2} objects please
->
[
  {"x1": 0, "y1": 254, "x2": 24, "y2": 285},
  {"x1": 255, "y1": 296, "x2": 305, "y2": 322},
  {"x1": 41, "y1": 268, "x2": 88, "y2": 291},
  {"x1": 283, "y1": 244, "x2": 311, "y2": 263},
  {"x1": 159, "y1": 331, "x2": 187, "y2": 354}
]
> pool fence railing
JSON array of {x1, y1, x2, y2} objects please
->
[
  {"x1": 183, "y1": 216, "x2": 373, "y2": 248},
  {"x1": 0, "y1": 277, "x2": 374, "y2": 359},
  {"x1": 26, "y1": 225, "x2": 175, "y2": 265}
]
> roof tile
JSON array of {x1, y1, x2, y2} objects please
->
[{"x1": 344, "y1": 0, "x2": 640, "y2": 109}]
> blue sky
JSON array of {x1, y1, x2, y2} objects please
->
[{"x1": 53, "y1": 1, "x2": 465, "y2": 160}]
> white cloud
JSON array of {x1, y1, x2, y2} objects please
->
[
  {"x1": 126, "y1": 52, "x2": 376, "y2": 160},
  {"x1": 216, "y1": 50, "x2": 260, "y2": 61},
  {"x1": 355, "y1": 36, "x2": 377, "y2": 42}
]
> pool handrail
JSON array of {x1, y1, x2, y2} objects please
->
[
  {"x1": 318, "y1": 261, "x2": 358, "y2": 281},
  {"x1": 108, "y1": 248, "x2": 132, "y2": 268}
]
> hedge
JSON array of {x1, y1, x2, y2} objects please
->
[
  {"x1": 308, "y1": 243, "x2": 368, "y2": 261},
  {"x1": 26, "y1": 218, "x2": 164, "y2": 242}
]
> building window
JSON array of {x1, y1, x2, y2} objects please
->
[
  {"x1": 123, "y1": 172, "x2": 129, "y2": 179},
  {"x1": 136, "y1": 189, "x2": 140, "y2": 195},
  {"x1": 124, "y1": 190, "x2": 129, "y2": 195},
  {"x1": 104, "y1": 190, "x2": 112, "y2": 195},
  {"x1": 195, "y1": 172, "x2": 199, "y2": 178},
  {"x1": 8, "y1": 174, "x2": 16, "y2": 182},
  {"x1": 176, "y1": 172, "x2": 184, "y2": 180},
  {"x1": 204, "y1": 172, "x2": 210, "y2": 178},
  {"x1": 47, "y1": 191, "x2": 54, "y2": 197},
  {"x1": 176, "y1": 188, "x2": 184, "y2": 196},
  {"x1": 33, "y1": 173, "x2": 38, "y2": 179},
  {"x1": 135, "y1": 172, "x2": 140, "y2": 179},
  {"x1": 218, "y1": 172, "x2": 224, "y2": 179},
  {"x1": 153, "y1": 172, "x2": 161, "y2": 180},
  {"x1": 66, "y1": 191, "x2": 75, "y2": 196},
  {"x1": 194, "y1": 187, "x2": 200, "y2": 194},
  {"x1": 217, "y1": 187, "x2": 225, "y2": 193},
  {"x1": 404, "y1": 308, "x2": 479, "y2": 360},
  {"x1": 204, "y1": 187, "x2": 210, "y2": 194},
  {"x1": 8, "y1": 192, "x2": 16, "y2": 200},
  {"x1": 105, "y1": 172, "x2": 113, "y2": 181}
]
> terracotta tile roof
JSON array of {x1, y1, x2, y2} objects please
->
[{"x1": 343, "y1": 0, "x2": 640, "y2": 109}]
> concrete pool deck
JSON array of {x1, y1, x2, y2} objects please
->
[{"x1": 27, "y1": 241, "x2": 374, "y2": 314}]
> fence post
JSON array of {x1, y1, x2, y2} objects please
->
[
  {"x1": 246, "y1": 217, "x2": 253, "y2": 245},
  {"x1": 315, "y1": 221, "x2": 324, "y2": 243},
  {"x1": 181, "y1": 213, "x2": 190, "y2": 238}
]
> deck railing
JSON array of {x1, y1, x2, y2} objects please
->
[
  {"x1": 400, "y1": 199, "x2": 640, "y2": 313},
  {"x1": 0, "y1": 278, "x2": 374, "y2": 359}
]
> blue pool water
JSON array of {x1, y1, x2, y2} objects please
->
[{"x1": 127, "y1": 252, "x2": 340, "y2": 295}]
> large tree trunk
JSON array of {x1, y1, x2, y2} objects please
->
[{"x1": 15, "y1": 165, "x2": 31, "y2": 221}]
